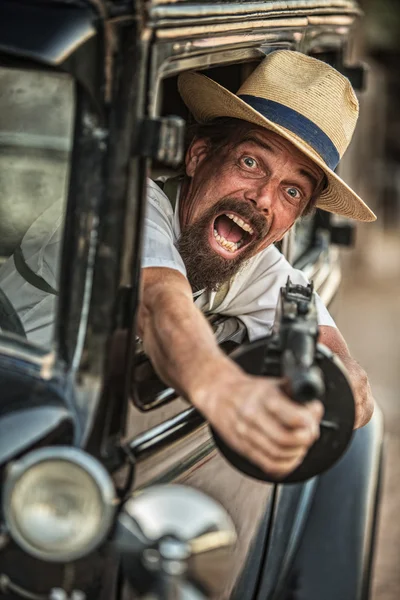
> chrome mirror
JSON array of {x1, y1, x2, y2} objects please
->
[{"x1": 116, "y1": 484, "x2": 237, "y2": 599}]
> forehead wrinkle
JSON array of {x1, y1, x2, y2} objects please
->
[
  {"x1": 297, "y1": 168, "x2": 319, "y2": 191},
  {"x1": 237, "y1": 134, "x2": 275, "y2": 155}
]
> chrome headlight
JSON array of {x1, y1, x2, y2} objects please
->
[{"x1": 3, "y1": 447, "x2": 116, "y2": 562}]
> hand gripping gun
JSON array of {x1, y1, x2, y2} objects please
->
[{"x1": 213, "y1": 278, "x2": 355, "y2": 483}]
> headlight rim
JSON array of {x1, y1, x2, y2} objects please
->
[{"x1": 3, "y1": 446, "x2": 116, "y2": 562}]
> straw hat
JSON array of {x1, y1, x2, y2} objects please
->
[{"x1": 178, "y1": 51, "x2": 376, "y2": 222}]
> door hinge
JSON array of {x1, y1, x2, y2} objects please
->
[{"x1": 133, "y1": 116, "x2": 186, "y2": 166}]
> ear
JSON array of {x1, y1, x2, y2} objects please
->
[{"x1": 185, "y1": 137, "x2": 210, "y2": 177}]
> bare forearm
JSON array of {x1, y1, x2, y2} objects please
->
[
  {"x1": 338, "y1": 355, "x2": 374, "y2": 428},
  {"x1": 138, "y1": 268, "x2": 238, "y2": 407},
  {"x1": 138, "y1": 267, "x2": 324, "y2": 478},
  {"x1": 319, "y1": 325, "x2": 374, "y2": 428}
]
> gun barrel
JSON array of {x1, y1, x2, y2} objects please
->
[{"x1": 286, "y1": 364, "x2": 325, "y2": 403}]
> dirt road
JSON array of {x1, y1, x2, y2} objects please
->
[{"x1": 335, "y1": 229, "x2": 400, "y2": 600}]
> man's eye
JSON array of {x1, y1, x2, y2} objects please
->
[
  {"x1": 286, "y1": 187, "x2": 301, "y2": 199},
  {"x1": 241, "y1": 156, "x2": 258, "y2": 169}
]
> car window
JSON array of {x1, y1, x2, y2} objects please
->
[{"x1": 0, "y1": 66, "x2": 74, "y2": 348}]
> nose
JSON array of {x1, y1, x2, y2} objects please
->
[{"x1": 244, "y1": 179, "x2": 277, "y2": 214}]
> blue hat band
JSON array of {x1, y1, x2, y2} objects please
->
[{"x1": 238, "y1": 94, "x2": 340, "y2": 171}]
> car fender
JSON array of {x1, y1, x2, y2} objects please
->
[{"x1": 277, "y1": 405, "x2": 384, "y2": 600}]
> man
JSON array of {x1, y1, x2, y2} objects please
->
[{"x1": 138, "y1": 50, "x2": 376, "y2": 479}]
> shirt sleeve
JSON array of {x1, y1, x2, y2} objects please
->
[
  {"x1": 141, "y1": 179, "x2": 187, "y2": 276},
  {"x1": 212, "y1": 245, "x2": 336, "y2": 342}
]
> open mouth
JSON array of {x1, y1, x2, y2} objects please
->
[{"x1": 211, "y1": 212, "x2": 255, "y2": 256}]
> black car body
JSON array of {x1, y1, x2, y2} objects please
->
[{"x1": 0, "y1": 1, "x2": 384, "y2": 599}]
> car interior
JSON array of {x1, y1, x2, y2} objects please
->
[
  {"x1": 0, "y1": 66, "x2": 73, "y2": 262},
  {"x1": 0, "y1": 65, "x2": 73, "y2": 340}
]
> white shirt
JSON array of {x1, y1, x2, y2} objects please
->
[
  {"x1": 0, "y1": 179, "x2": 335, "y2": 346},
  {"x1": 143, "y1": 178, "x2": 335, "y2": 341}
]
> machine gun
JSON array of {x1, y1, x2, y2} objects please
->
[
  {"x1": 213, "y1": 278, "x2": 355, "y2": 483},
  {"x1": 270, "y1": 278, "x2": 325, "y2": 403}
]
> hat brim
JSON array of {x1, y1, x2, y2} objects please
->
[{"x1": 178, "y1": 72, "x2": 376, "y2": 223}]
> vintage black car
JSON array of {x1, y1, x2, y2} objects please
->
[{"x1": 0, "y1": 0, "x2": 384, "y2": 599}]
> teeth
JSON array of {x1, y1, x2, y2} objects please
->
[
  {"x1": 226, "y1": 213, "x2": 254, "y2": 235},
  {"x1": 213, "y1": 228, "x2": 240, "y2": 252}
]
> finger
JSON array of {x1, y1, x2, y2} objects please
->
[
  {"x1": 305, "y1": 399, "x2": 325, "y2": 421},
  {"x1": 238, "y1": 394, "x2": 320, "y2": 447},
  {"x1": 237, "y1": 443, "x2": 307, "y2": 479},
  {"x1": 238, "y1": 428, "x2": 309, "y2": 461},
  {"x1": 263, "y1": 390, "x2": 316, "y2": 429},
  {"x1": 233, "y1": 403, "x2": 319, "y2": 460},
  {"x1": 257, "y1": 377, "x2": 323, "y2": 431},
  {"x1": 218, "y1": 421, "x2": 307, "y2": 476},
  {"x1": 262, "y1": 390, "x2": 321, "y2": 431},
  {"x1": 252, "y1": 413, "x2": 319, "y2": 449}
]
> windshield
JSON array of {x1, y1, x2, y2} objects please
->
[{"x1": 0, "y1": 66, "x2": 74, "y2": 349}]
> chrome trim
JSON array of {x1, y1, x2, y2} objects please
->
[
  {"x1": 297, "y1": 242, "x2": 341, "y2": 307},
  {"x1": 121, "y1": 484, "x2": 237, "y2": 598},
  {"x1": 318, "y1": 258, "x2": 342, "y2": 307},
  {"x1": 154, "y1": 47, "x2": 272, "y2": 82},
  {"x1": 128, "y1": 407, "x2": 204, "y2": 460},
  {"x1": 134, "y1": 423, "x2": 215, "y2": 488},
  {"x1": 149, "y1": 0, "x2": 361, "y2": 19},
  {"x1": 171, "y1": 33, "x2": 285, "y2": 53},
  {"x1": 134, "y1": 436, "x2": 215, "y2": 488},
  {"x1": 0, "y1": 342, "x2": 56, "y2": 380},
  {"x1": 155, "y1": 17, "x2": 308, "y2": 38}
]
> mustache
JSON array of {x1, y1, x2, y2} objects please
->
[
  {"x1": 177, "y1": 197, "x2": 270, "y2": 292},
  {"x1": 199, "y1": 197, "x2": 269, "y2": 240}
]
